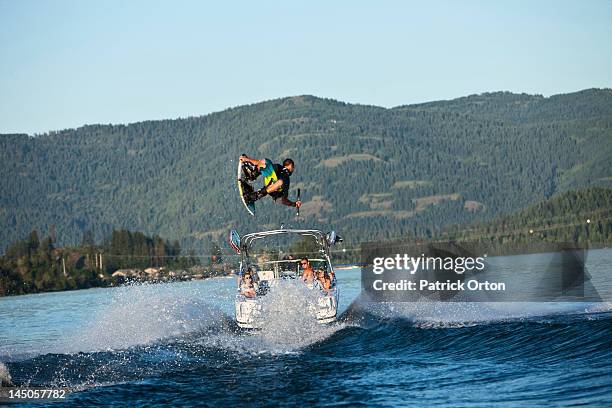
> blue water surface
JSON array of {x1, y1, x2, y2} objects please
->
[{"x1": 1, "y1": 250, "x2": 611, "y2": 407}]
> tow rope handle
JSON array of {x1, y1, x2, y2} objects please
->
[{"x1": 296, "y1": 188, "x2": 301, "y2": 217}]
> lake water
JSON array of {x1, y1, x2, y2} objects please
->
[{"x1": 1, "y1": 249, "x2": 611, "y2": 406}]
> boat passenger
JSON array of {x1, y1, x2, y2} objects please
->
[
  {"x1": 300, "y1": 257, "x2": 315, "y2": 285},
  {"x1": 315, "y1": 268, "x2": 332, "y2": 292},
  {"x1": 240, "y1": 273, "x2": 258, "y2": 298}
]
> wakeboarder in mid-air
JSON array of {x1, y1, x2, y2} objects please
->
[{"x1": 237, "y1": 154, "x2": 301, "y2": 216}]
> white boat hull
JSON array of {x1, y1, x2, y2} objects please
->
[{"x1": 235, "y1": 291, "x2": 339, "y2": 329}]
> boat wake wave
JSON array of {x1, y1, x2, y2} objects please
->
[{"x1": 340, "y1": 292, "x2": 612, "y2": 328}]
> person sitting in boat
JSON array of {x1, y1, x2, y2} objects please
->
[
  {"x1": 240, "y1": 272, "x2": 258, "y2": 298},
  {"x1": 315, "y1": 268, "x2": 333, "y2": 293},
  {"x1": 300, "y1": 257, "x2": 315, "y2": 285},
  {"x1": 239, "y1": 154, "x2": 302, "y2": 209}
]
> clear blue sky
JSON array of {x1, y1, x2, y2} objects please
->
[{"x1": 1, "y1": 0, "x2": 611, "y2": 134}]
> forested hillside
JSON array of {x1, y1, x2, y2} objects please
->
[
  {"x1": 1, "y1": 89, "x2": 611, "y2": 252},
  {"x1": 444, "y1": 187, "x2": 612, "y2": 248}
]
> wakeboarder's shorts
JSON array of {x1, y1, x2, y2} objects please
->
[{"x1": 261, "y1": 159, "x2": 278, "y2": 186}]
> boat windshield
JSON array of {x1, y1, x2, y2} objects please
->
[{"x1": 245, "y1": 232, "x2": 326, "y2": 263}]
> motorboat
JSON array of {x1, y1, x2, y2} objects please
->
[{"x1": 229, "y1": 228, "x2": 342, "y2": 329}]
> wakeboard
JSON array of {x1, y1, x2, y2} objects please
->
[{"x1": 237, "y1": 159, "x2": 256, "y2": 216}]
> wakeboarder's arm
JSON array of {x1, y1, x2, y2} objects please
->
[
  {"x1": 267, "y1": 180, "x2": 302, "y2": 207},
  {"x1": 280, "y1": 197, "x2": 302, "y2": 208},
  {"x1": 239, "y1": 155, "x2": 266, "y2": 168},
  {"x1": 266, "y1": 179, "x2": 302, "y2": 207},
  {"x1": 256, "y1": 174, "x2": 302, "y2": 208}
]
